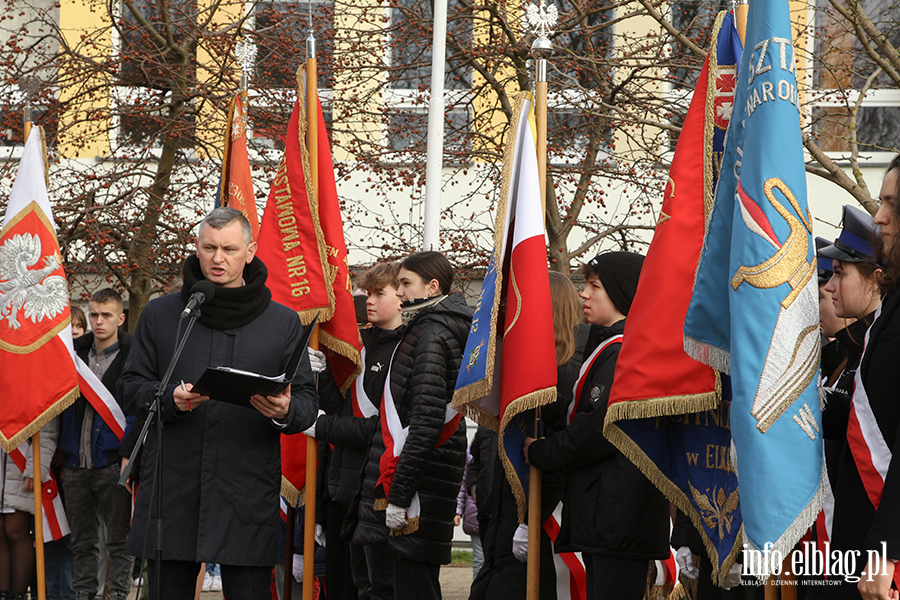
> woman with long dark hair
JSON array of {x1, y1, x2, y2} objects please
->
[
  {"x1": 827, "y1": 156, "x2": 900, "y2": 600},
  {"x1": 377, "y1": 251, "x2": 472, "y2": 600}
]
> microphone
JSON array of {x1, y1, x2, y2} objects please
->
[{"x1": 181, "y1": 281, "x2": 215, "y2": 320}]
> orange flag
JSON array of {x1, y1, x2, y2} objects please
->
[{"x1": 218, "y1": 93, "x2": 260, "y2": 241}]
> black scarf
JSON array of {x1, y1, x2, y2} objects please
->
[{"x1": 181, "y1": 255, "x2": 272, "y2": 330}]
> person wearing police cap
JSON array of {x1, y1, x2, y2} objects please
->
[
  {"x1": 523, "y1": 251, "x2": 669, "y2": 600},
  {"x1": 817, "y1": 205, "x2": 886, "y2": 598}
]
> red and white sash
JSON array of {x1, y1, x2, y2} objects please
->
[
  {"x1": 73, "y1": 354, "x2": 127, "y2": 441},
  {"x1": 846, "y1": 305, "x2": 891, "y2": 509},
  {"x1": 352, "y1": 347, "x2": 379, "y2": 419},
  {"x1": 377, "y1": 346, "x2": 461, "y2": 528},
  {"x1": 845, "y1": 305, "x2": 900, "y2": 586},
  {"x1": 8, "y1": 444, "x2": 69, "y2": 541},
  {"x1": 543, "y1": 502, "x2": 587, "y2": 600},
  {"x1": 568, "y1": 335, "x2": 623, "y2": 424}
]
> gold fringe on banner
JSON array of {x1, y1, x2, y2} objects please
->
[
  {"x1": 318, "y1": 329, "x2": 363, "y2": 395},
  {"x1": 0, "y1": 386, "x2": 78, "y2": 454},
  {"x1": 280, "y1": 476, "x2": 306, "y2": 508},
  {"x1": 498, "y1": 387, "x2": 557, "y2": 523}
]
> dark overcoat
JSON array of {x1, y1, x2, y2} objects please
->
[
  {"x1": 826, "y1": 291, "x2": 900, "y2": 598},
  {"x1": 119, "y1": 292, "x2": 317, "y2": 566}
]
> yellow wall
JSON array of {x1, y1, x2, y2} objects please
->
[
  {"x1": 58, "y1": 0, "x2": 111, "y2": 158},
  {"x1": 331, "y1": 0, "x2": 385, "y2": 162}
]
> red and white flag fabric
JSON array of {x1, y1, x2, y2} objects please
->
[
  {"x1": 257, "y1": 69, "x2": 360, "y2": 506},
  {"x1": 8, "y1": 444, "x2": 69, "y2": 541},
  {"x1": 0, "y1": 127, "x2": 79, "y2": 452},
  {"x1": 217, "y1": 93, "x2": 260, "y2": 241},
  {"x1": 451, "y1": 91, "x2": 557, "y2": 521}
]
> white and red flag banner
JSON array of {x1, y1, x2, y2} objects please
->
[
  {"x1": 0, "y1": 127, "x2": 79, "y2": 452},
  {"x1": 451, "y1": 91, "x2": 557, "y2": 522}
]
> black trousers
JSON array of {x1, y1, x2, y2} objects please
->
[
  {"x1": 583, "y1": 554, "x2": 648, "y2": 600},
  {"x1": 393, "y1": 554, "x2": 440, "y2": 600},
  {"x1": 146, "y1": 560, "x2": 271, "y2": 600},
  {"x1": 363, "y1": 543, "x2": 394, "y2": 600}
]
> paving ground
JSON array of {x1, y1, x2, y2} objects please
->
[{"x1": 128, "y1": 563, "x2": 473, "y2": 600}]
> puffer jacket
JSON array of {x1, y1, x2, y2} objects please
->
[
  {"x1": 1, "y1": 416, "x2": 59, "y2": 514},
  {"x1": 527, "y1": 321, "x2": 670, "y2": 560},
  {"x1": 355, "y1": 293, "x2": 471, "y2": 564},
  {"x1": 456, "y1": 446, "x2": 478, "y2": 536}
]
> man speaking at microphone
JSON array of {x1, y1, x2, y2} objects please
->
[{"x1": 119, "y1": 207, "x2": 318, "y2": 600}]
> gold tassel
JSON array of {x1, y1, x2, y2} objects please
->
[{"x1": 1, "y1": 387, "x2": 79, "y2": 453}]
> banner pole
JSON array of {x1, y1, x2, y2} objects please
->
[
  {"x1": 735, "y1": 0, "x2": 749, "y2": 45},
  {"x1": 526, "y1": 6, "x2": 554, "y2": 597},
  {"x1": 302, "y1": 34, "x2": 319, "y2": 600},
  {"x1": 33, "y1": 431, "x2": 47, "y2": 600}
]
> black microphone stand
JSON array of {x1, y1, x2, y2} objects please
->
[{"x1": 119, "y1": 307, "x2": 203, "y2": 600}]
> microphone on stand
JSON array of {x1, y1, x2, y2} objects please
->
[{"x1": 181, "y1": 280, "x2": 215, "y2": 320}]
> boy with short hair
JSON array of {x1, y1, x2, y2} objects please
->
[
  {"x1": 306, "y1": 262, "x2": 404, "y2": 600},
  {"x1": 59, "y1": 288, "x2": 134, "y2": 600}
]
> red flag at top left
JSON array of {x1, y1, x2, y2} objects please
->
[
  {"x1": 218, "y1": 93, "x2": 260, "y2": 241},
  {"x1": 0, "y1": 127, "x2": 79, "y2": 452}
]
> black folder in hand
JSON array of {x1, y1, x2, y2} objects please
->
[{"x1": 192, "y1": 313, "x2": 319, "y2": 409}]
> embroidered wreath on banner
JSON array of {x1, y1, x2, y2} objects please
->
[{"x1": 0, "y1": 233, "x2": 68, "y2": 330}]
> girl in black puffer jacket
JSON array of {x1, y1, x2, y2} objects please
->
[{"x1": 376, "y1": 251, "x2": 472, "y2": 600}]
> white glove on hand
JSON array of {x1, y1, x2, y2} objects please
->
[
  {"x1": 308, "y1": 348, "x2": 327, "y2": 373},
  {"x1": 303, "y1": 410, "x2": 325, "y2": 439},
  {"x1": 315, "y1": 523, "x2": 326, "y2": 548},
  {"x1": 512, "y1": 524, "x2": 528, "y2": 563},
  {"x1": 385, "y1": 503, "x2": 408, "y2": 531},
  {"x1": 722, "y1": 563, "x2": 742, "y2": 590},
  {"x1": 292, "y1": 554, "x2": 304, "y2": 583},
  {"x1": 675, "y1": 546, "x2": 699, "y2": 579}
]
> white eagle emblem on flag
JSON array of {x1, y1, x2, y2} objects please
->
[{"x1": 0, "y1": 233, "x2": 68, "y2": 330}]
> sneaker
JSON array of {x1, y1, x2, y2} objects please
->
[
  {"x1": 203, "y1": 571, "x2": 213, "y2": 592},
  {"x1": 210, "y1": 574, "x2": 222, "y2": 591},
  {"x1": 133, "y1": 576, "x2": 143, "y2": 587}
]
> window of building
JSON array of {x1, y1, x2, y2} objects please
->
[{"x1": 809, "y1": 0, "x2": 900, "y2": 157}]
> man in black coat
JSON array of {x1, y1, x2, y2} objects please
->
[{"x1": 119, "y1": 208, "x2": 318, "y2": 600}]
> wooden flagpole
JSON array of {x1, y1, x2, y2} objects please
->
[
  {"x1": 23, "y1": 100, "x2": 48, "y2": 600},
  {"x1": 526, "y1": 4, "x2": 554, "y2": 599},
  {"x1": 302, "y1": 33, "x2": 319, "y2": 600}
]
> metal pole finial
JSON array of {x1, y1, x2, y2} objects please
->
[{"x1": 527, "y1": 0, "x2": 558, "y2": 58}]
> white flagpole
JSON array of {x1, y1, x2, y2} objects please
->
[{"x1": 422, "y1": 0, "x2": 448, "y2": 250}]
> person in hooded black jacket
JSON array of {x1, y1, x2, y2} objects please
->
[
  {"x1": 376, "y1": 251, "x2": 472, "y2": 600},
  {"x1": 524, "y1": 252, "x2": 669, "y2": 600}
]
